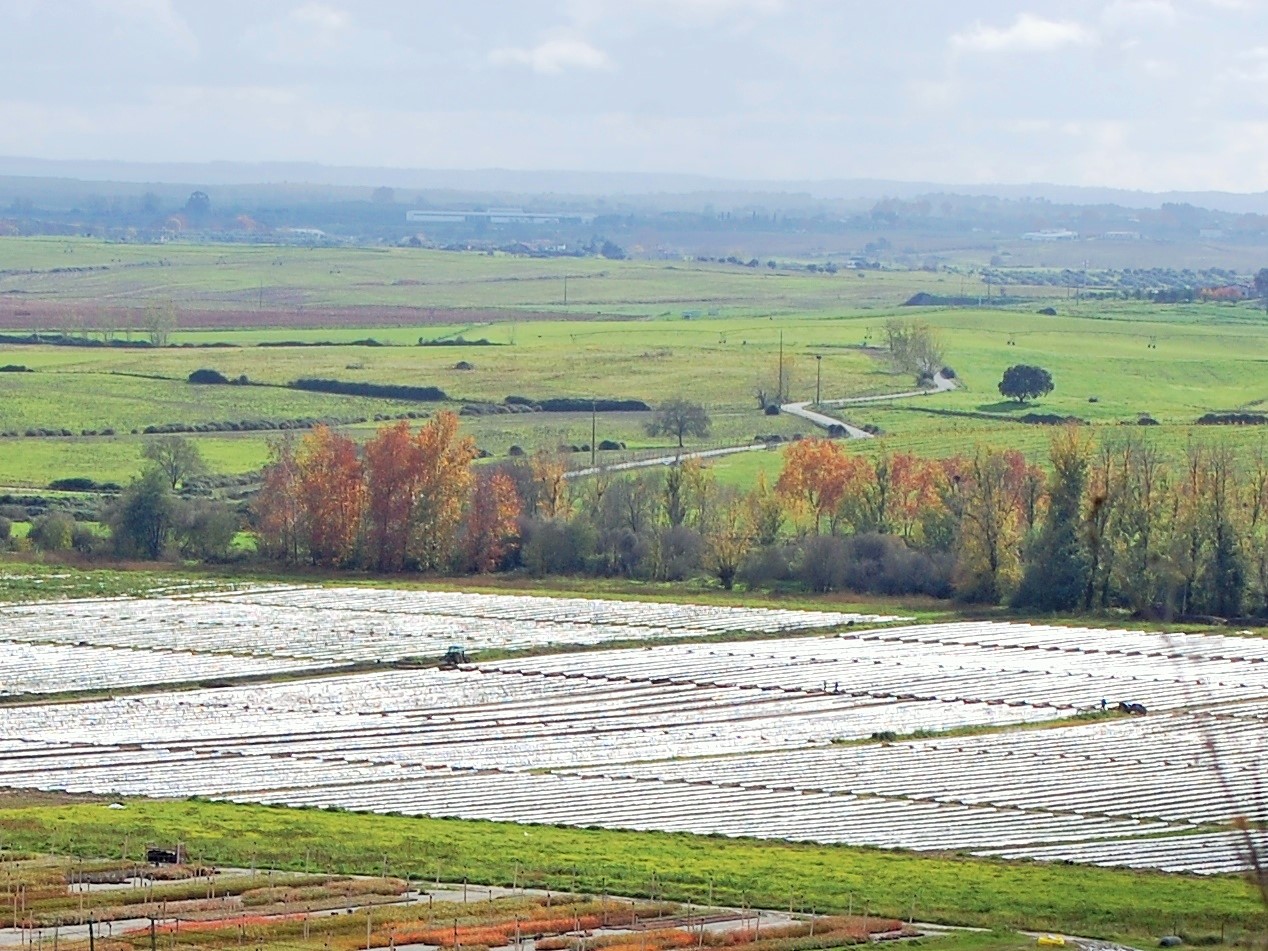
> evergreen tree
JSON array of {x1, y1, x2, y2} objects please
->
[
  {"x1": 1013, "y1": 428, "x2": 1089, "y2": 611},
  {"x1": 106, "y1": 469, "x2": 176, "y2": 559}
]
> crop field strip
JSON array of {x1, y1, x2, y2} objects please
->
[
  {"x1": 571, "y1": 703, "x2": 1268, "y2": 827},
  {"x1": 980, "y1": 830, "x2": 1268, "y2": 875},
  {"x1": 0, "y1": 588, "x2": 899, "y2": 693},
  {"x1": 1, "y1": 618, "x2": 1266, "y2": 873},
  {"x1": 0, "y1": 639, "x2": 317, "y2": 696},
  {"x1": 477, "y1": 622, "x2": 1268, "y2": 713}
]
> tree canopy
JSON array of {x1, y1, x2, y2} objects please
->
[
  {"x1": 142, "y1": 435, "x2": 206, "y2": 489},
  {"x1": 646, "y1": 399, "x2": 711, "y2": 448},
  {"x1": 998, "y1": 364, "x2": 1054, "y2": 403}
]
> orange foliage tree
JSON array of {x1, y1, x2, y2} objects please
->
[
  {"x1": 530, "y1": 451, "x2": 569, "y2": 519},
  {"x1": 410, "y1": 412, "x2": 478, "y2": 570},
  {"x1": 770, "y1": 438, "x2": 852, "y2": 537},
  {"x1": 363, "y1": 414, "x2": 477, "y2": 572},
  {"x1": 462, "y1": 469, "x2": 523, "y2": 573},
  {"x1": 252, "y1": 437, "x2": 303, "y2": 562},
  {"x1": 294, "y1": 426, "x2": 365, "y2": 567}
]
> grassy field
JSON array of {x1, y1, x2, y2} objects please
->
[
  {"x1": 0, "y1": 237, "x2": 961, "y2": 317},
  {"x1": 0, "y1": 795, "x2": 1259, "y2": 941},
  {"x1": 4, "y1": 237, "x2": 1268, "y2": 488}
]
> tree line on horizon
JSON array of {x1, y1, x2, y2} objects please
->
[
  {"x1": 240, "y1": 416, "x2": 1268, "y2": 620},
  {"x1": 8, "y1": 416, "x2": 1268, "y2": 621}
]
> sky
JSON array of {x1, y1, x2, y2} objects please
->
[{"x1": 2, "y1": 0, "x2": 1268, "y2": 192}]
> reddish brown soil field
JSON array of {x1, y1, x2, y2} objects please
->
[{"x1": 0, "y1": 301, "x2": 585, "y2": 332}]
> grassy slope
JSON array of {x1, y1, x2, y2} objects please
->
[
  {"x1": 5, "y1": 237, "x2": 1268, "y2": 487},
  {"x1": 0, "y1": 798, "x2": 1259, "y2": 940},
  {"x1": 0, "y1": 238, "x2": 951, "y2": 315}
]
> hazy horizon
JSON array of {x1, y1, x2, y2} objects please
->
[{"x1": 3, "y1": 1, "x2": 1266, "y2": 194}]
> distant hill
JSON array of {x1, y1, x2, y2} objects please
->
[{"x1": 4, "y1": 155, "x2": 1268, "y2": 215}]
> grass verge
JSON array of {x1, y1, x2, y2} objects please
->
[{"x1": 0, "y1": 797, "x2": 1261, "y2": 941}]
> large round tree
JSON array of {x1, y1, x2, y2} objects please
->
[{"x1": 998, "y1": 364, "x2": 1054, "y2": 403}]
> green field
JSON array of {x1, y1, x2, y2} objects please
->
[
  {"x1": 0, "y1": 796, "x2": 1260, "y2": 941},
  {"x1": 4, "y1": 236, "x2": 1268, "y2": 489},
  {"x1": 0, "y1": 237, "x2": 958, "y2": 316}
]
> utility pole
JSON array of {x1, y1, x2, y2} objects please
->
[
  {"x1": 815, "y1": 354, "x2": 822, "y2": 406},
  {"x1": 777, "y1": 331, "x2": 784, "y2": 404},
  {"x1": 563, "y1": 276, "x2": 568, "y2": 306},
  {"x1": 591, "y1": 400, "x2": 597, "y2": 467}
]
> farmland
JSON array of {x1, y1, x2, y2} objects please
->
[
  {"x1": 5, "y1": 237, "x2": 1268, "y2": 491},
  {"x1": 0, "y1": 585, "x2": 1264, "y2": 887}
]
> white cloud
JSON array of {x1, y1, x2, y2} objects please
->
[
  {"x1": 89, "y1": 0, "x2": 198, "y2": 54},
  {"x1": 1102, "y1": 0, "x2": 1178, "y2": 30},
  {"x1": 290, "y1": 3, "x2": 350, "y2": 32},
  {"x1": 489, "y1": 38, "x2": 612, "y2": 74},
  {"x1": 951, "y1": 13, "x2": 1097, "y2": 54},
  {"x1": 240, "y1": 4, "x2": 406, "y2": 67}
]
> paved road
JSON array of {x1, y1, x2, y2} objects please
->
[
  {"x1": 564, "y1": 441, "x2": 775, "y2": 480},
  {"x1": 780, "y1": 372, "x2": 958, "y2": 440},
  {"x1": 563, "y1": 372, "x2": 958, "y2": 480}
]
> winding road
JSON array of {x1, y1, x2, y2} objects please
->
[
  {"x1": 779, "y1": 370, "x2": 958, "y2": 439},
  {"x1": 565, "y1": 371, "x2": 959, "y2": 479}
]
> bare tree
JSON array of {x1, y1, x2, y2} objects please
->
[
  {"x1": 143, "y1": 302, "x2": 177, "y2": 347},
  {"x1": 884, "y1": 318, "x2": 944, "y2": 381},
  {"x1": 142, "y1": 435, "x2": 206, "y2": 489},
  {"x1": 646, "y1": 399, "x2": 711, "y2": 449}
]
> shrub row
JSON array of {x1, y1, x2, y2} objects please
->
[
  {"x1": 188, "y1": 368, "x2": 249, "y2": 385},
  {"x1": 291, "y1": 378, "x2": 448, "y2": 401},
  {"x1": 47, "y1": 477, "x2": 120, "y2": 492},
  {"x1": 418, "y1": 337, "x2": 496, "y2": 347},
  {"x1": 139, "y1": 415, "x2": 369, "y2": 435},
  {"x1": 504, "y1": 396, "x2": 651, "y2": 412},
  {"x1": 259, "y1": 338, "x2": 386, "y2": 348},
  {"x1": 1018, "y1": 413, "x2": 1087, "y2": 425},
  {"x1": 1196, "y1": 412, "x2": 1268, "y2": 425},
  {"x1": 2, "y1": 428, "x2": 119, "y2": 438},
  {"x1": 459, "y1": 403, "x2": 539, "y2": 416}
]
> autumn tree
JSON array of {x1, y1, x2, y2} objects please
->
[
  {"x1": 954, "y1": 448, "x2": 1031, "y2": 603},
  {"x1": 294, "y1": 426, "x2": 364, "y2": 567},
  {"x1": 462, "y1": 468, "x2": 522, "y2": 573},
  {"x1": 776, "y1": 438, "x2": 866, "y2": 535},
  {"x1": 363, "y1": 414, "x2": 477, "y2": 572},
  {"x1": 253, "y1": 437, "x2": 303, "y2": 562},
  {"x1": 746, "y1": 470, "x2": 785, "y2": 546},
  {"x1": 363, "y1": 421, "x2": 418, "y2": 572},
  {"x1": 530, "y1": 452, "x2": 569, "y2": 519},
  {"x1": 705, "y1": 491, "x2": 753, "y2": 590},
  {"x1": 408, "y1": 412, "x2": 478, "y2": 571}
]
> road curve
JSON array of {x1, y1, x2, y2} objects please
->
[
  {"x1": 565, "y1": 372, "x2": 958, "y2": 478},
  {"x1": 780, "y1": 371, "x2": 957, "y2": 439}
]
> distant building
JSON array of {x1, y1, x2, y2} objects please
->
[
  {"x1": 406, "y1": 208, "x2": 596, "y2": 225},
  {"x1": 1102, "y1": 231, "x2": 1141, "y2": 240},
  {"x1": 1021, "y1": 229, "x2": 1078, "y2": 241}
]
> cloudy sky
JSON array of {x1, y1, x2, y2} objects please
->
[{"x1": 2, "y1": 0, "x2": 1267, "y2": 191}]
